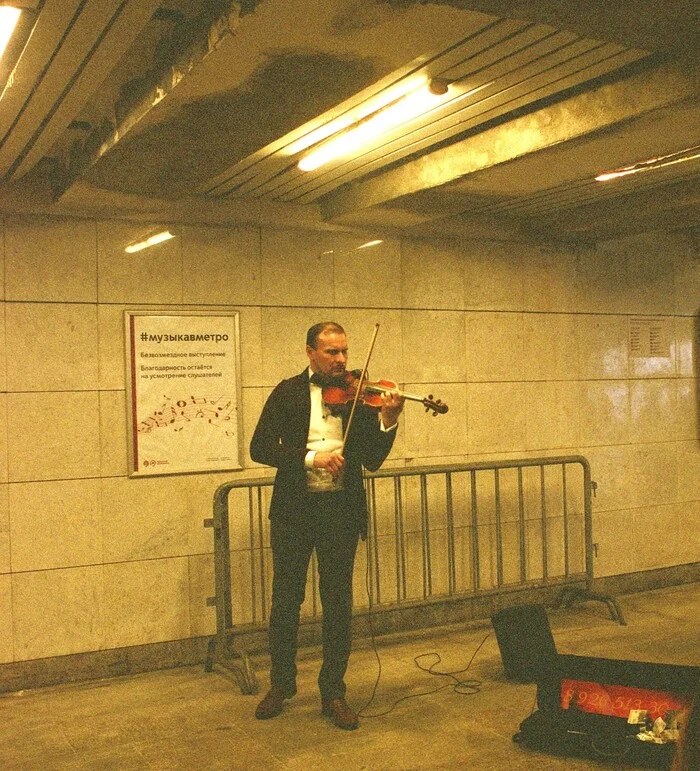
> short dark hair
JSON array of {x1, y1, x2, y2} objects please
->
[{"x1": 306, "y1": 321, "x2": 345, "y2": 348}]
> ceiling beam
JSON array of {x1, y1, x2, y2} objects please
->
[{"x1": 320, "y1": 58, "x2": 700, "y2": 225}]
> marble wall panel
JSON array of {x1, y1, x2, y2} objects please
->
[
  {"x1": 330, "y1": 234, "x2": 402, "y2": 309},
  {"x1": 617, "y1": 234, "x2": 677, "y2": 315},
  {"x1": 401, "y1": 239, "x2": 465, "y2": 310},
  {"x1": 332, "y1": 308, "x2": 404, "y2": 383},
  {"x1": 240, "y1": 386, "x2": 265, "y2": 470},
  {"x1": 630, "y1": 379, "x2": 678, "y2": 443},
  {"x1": 401, "y1": 310, "x2": 466, "y2": 383},
  {"x1": 6, "y1": 303, "x2": 98, "y2": 392},
  {"x1": 676, "y1": 440, "x2": 700, "y2": 504},
  {"x1": 182, "y1": 472, "x2": 236, "y2": 556},
  {"x1": 224, "y1": 483, "x2": 266, "y2": 552},
  {"x1": 466, "y1": 312, "x2": 524, "y2": 382},
  {"x1": 525, "y1": 381, "x2": 580, "y2": 451},
  {"x1": 463, "y1": 240, "x2": 524, "y2": 311},
  {"x1": 0, "y1": 302, "x2": 6, "y2": 392},
  {"x1": 574, "y1": 246, "x2": 629, "y2": 314},
  {"x1": 498, "y1": 521, "x2": 525, "y2": 585},
  {"x1": 0, "y1": 485, "x2": 9, "y2": 574},
  {"x1": 0, "y1": 219, "x2": 4, "y2": 301},
  {"x1": 7, "y1": 391, "x2": 101, "y2": 482},
  {"x1": 402, "y1": 530, "x2": 429, "y2": 600},
  {"x1": 631, "y1": 504, "x2": 681, "y2": 571},
  {"x1": 425, "y1": 529, "x2": 451, "y2": 597},
  {"x1": 0, "y1": 213, "x2": 697, "y2": 664},
  {"x1": 365, "y1": 533, "x2": 400, "y2": 606},
  {"x1": 675, "y1": 380, "x2": 697, "y2": 441},
  {"x1": 5, "y1": 216, "x2": 97, "y2": 303},
  {"x1": 101, "y1": 476, "x2": 192, "y2": 562},
  {"x1": 229, "y1": 548, "x2": 257, "y2": 626},
  {"x1": 9, "y1": 479, "x2": 102, "y2": 571},
  {"x1": 627, "y1": 442, "x2": 679, "y2": 510},
  {"x1": 188, "y1": 553, "x2": 215, "y2": 637},
  {"x1": 585, "y1": 445, "x2": 633, "y2": 514},
  {"x1": 402, "y1": 382, "x2": 466, "y2": 460},
  {"x1": 467, "y1": 382, "x2": 526, "y2": 455},
  {"x1": 13, "y1": 565, "x2": 104, "y2": 660},
  {"x1": 0, "y1": 394, "x2": 6, "y2": 484},
  {"x1": 97, "y1": 303, "x2": 127, "y2": 391},
  {"x1": 452, "y1": 526, "x2": 476, "y2": 593},
  {"x1": 237, "y1": 305, "x2": 263, "y2": 388},
  {"x1": 0, "y1": 574, "x2": 12, "y2": 663},
  {"x1": 260, "y1": 228, "x2": 328, "y2": 307},
  {"x1": 522, "y1": 245, "x2": 578, "y2": 313},
  {"x1": 182, "y1": 224, "x2": 261, "y2": 305},
  {"x1": 677, "y1": 500, "x2": 700, "y2": 565},
  {"x1": 578, "y1": 381, "x2": 631, "y2": 447},
  {"x1": 672, "y1": 235, "x2": 700, "y2": 315},
  {"x1": 102, "y1": 557, "x2": 190, "y2": 648},
  {"x1": 259, "y1": 306, "x2": 333, "y2": 386},
  {"x1": 675, "y1": 317, "x2": 696, "y2": 377},
  {"x1": 97, "y1": 221, "x2": 182, "y2": 304},
  {"x1": 590, "y1": 510, "x2": 635, "y2": 577},
  {"x1": 577, "y1": 315, "x2": 629, "y2": 379},
  {"x1": 99, "y1": 390, "x2": 128, "y2": 476},
  {"x1": 523, "y1": 313, "x2": 580, "y2": 381}
]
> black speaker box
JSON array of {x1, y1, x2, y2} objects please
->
[{"x1": 491, "y1": 604, "x2": 558, "y2": 683}]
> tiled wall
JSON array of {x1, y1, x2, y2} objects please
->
[{"x1": 0, "y1": 214, "x2": 698, "y2": 664}]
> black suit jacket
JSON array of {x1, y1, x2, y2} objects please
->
[{"x1": 250, "y1": 369, "x2": 397, "y2": 537}]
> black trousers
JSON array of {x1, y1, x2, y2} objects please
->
[{"x1": 268, "y1": 492, "x2": 359, "y2": 701}]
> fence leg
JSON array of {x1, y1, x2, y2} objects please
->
[
  {"x1": 205, "y1": 630, "x2": 259, "y2": 694},
  {"x1": 555, "y1": 586, "x2": 627, "y2": 625}
]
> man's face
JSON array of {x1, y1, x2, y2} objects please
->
[{"x1": 306, "y1": 330, "x2": 348, "y2": 379}]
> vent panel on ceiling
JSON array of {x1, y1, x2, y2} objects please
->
[{"x1": 199, "y1": 17, "x2": 650, "y2": 205}]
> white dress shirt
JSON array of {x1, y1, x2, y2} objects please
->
[{"x1": 304, "y1": 369, "x2": 397, "y2": 492}]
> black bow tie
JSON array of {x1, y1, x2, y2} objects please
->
[{"x1": 310, "y1": 372, "x2": 350, "y2": 388}]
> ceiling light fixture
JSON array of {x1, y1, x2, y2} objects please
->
[
  {"x1": 0, "y1": 6, "x2": 21, "y2": 62},
  {"x1": 125, "y1": 230, "x2": 176, "y2": 253},
  {"x1": 286, "y1": 76, "x2": 429, "y2": 159},
  {"x1": 595, "y1": 144, "x2": 700, "y2": 182},
  {"x1": 297, "y1": 77, "x2": 453, "y2": 172}
]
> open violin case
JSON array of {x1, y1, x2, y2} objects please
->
[{"x1": 514, "y1": 653, "x2": 699, "y2": 768}]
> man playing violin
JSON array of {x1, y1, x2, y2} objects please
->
[{"x1": 250, "y1": 321, "x2": 404, "y2": 730}]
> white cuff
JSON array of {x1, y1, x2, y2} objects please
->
[{"x1": 304, "y1": 450, "x2": 317, "y2": 469}]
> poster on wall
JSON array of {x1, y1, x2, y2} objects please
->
[{"x1": 124, "y1": 310, "x2": 243, "y2": 477}]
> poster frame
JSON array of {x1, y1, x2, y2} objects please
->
[{"x1": 124, "y1": 308, "x2": 243, "y2": 478}]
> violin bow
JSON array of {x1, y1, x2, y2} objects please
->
[{"x1": 341, "y1": 321, "x2": 380, "y2": 455}]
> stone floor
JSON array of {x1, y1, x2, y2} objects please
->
[{"x1": 1, "y1": 583, "x2": 698, "y2": 770}]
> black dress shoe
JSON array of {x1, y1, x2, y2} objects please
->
[
  {"x1": 321, "y1": 697, "x2": 359, "y2": 730},
  {"x1": 255, "y1": 687, "x2": 288, "y2": 720}
]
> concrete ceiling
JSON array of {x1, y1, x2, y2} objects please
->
[{"x1": 0, "y1": 0, "x2": 698, "y2": 244}]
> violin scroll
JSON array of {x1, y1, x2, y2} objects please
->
[{"x1": 424, "y1": 395, "x2": 448, "y2": 416}]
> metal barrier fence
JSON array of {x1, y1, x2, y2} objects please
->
[{"x1": 204, "y1": 455, "x2": 624, "y2": 693}]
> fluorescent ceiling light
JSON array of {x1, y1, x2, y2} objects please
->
[
  {"x1": 125, "y1": 230, "x2": 175, "y2": 253},
  {"x1": 320, "y1": 238, "x2": 384, "y2": 256},
  {"x1": 297, "y1": 78, "x2": 452, "y2": 172},
  {"x1": 0, "y1": 7, "x2": 21, "y2": 62},
  {"x1": 595, "y1": 145, "x2": 700, "y2": 182},
  {"x1": 285, "y1": 76, "x2": 428, "y2": 158}
]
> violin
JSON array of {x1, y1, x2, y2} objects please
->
[{"x1": 322, "y1": 371, "x2": 448, "y2": 416}]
